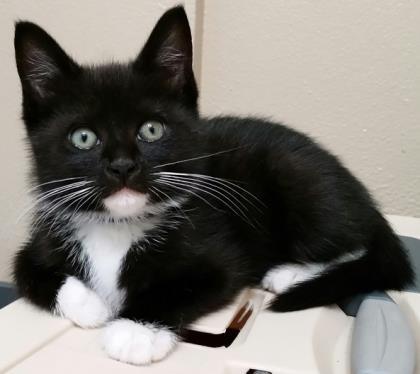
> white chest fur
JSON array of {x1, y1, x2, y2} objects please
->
[{"x1": 75, "y1": 220, "x2": 152, "y2": 314}]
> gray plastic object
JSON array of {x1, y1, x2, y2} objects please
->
[
  {"x1": 0, "y1": 282, "x2": 18, "y2": 309},
  {"x1": 351, "y1": 292, "x2": 416, "y2": 374}
]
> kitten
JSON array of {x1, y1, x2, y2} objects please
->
[{"x1": 13, "y1": 6, "x2": 413, "y2": 365}]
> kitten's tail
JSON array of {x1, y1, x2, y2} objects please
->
[{"x1": 269, "y1": 220, "x2": 414, "y2": 312}]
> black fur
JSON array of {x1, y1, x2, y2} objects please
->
[{"x1": 13, "y1": 6, "x2": 413, "y2": 335}]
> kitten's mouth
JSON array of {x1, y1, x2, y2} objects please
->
[{"x1": 103, "y1": 188, "x2": 148, "y2": 218}]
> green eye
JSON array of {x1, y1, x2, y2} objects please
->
[
  {"x1": 69, "y1": 128, "x2": 98, "y2": 150},
  {"x1": 138, "y1": 121, "x2": 164, "y2": 142}
]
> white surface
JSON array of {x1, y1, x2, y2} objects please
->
[
  {"x1": 4, "y1": 293, "x2": 419, "y2": 374},
  {"x1": 1, "y1": 216, "x2": 419, "y2": 373},
  {"x1": 387, "y1": 215, "x2": 420, "y2": 240},
  {"x1": 0, "y1": 299, "x2": 72, "y2": 372}
]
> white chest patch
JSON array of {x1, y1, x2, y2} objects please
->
[{"x1": 75, "y1": 220, "x2": 155, "y2": 314}]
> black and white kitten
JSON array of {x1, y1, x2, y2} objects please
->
[{"x1": 13, "y1": 6, "x2": 413, "y2": 365}]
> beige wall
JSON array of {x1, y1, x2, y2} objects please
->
[
  {"x1": 0, "y1": 1, "x2": 419, "y2": 281},
  {"x1": 200, "y1": 0, "x2": 420, "y2": 217}
]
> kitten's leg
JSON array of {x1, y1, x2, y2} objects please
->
[
  {"x1": 14, "y1": 243, "x2": 111, "y2": 328},
  {"x1": 262, "y1": 248, "x2": 369, "y2": 295},
  {"x1": 102, "y1": 297, "x2": 185, "y2": 365},
  {"x1": 102, "y1": 265, "x2": 228, "y2": 365},
  {"x1": 56, "y1": 276, "x2": 111, "y2": 328},
  {"x1": 262, "y1": 263, "x2": 325, "y2": 294},
  {"x1": 102, "y1": 319, "x2": 178, "y2": 365},
  {"x1": 14, "y1": 245, "x2": 65, "y2": 311},
  {"x1": 264, "y1": 250, "x2": 371, "y2": 312}
]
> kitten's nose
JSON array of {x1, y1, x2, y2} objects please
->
[{"x1": 105, "y1": 158, "x2": 138, "y2": 180}]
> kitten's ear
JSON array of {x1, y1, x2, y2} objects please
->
[
  {"x1": 134, "y1": 6, "x2": 198, "y2": 109},
  {"x1": 14, "y1": 21, "x2": 79, "y2": 101}
]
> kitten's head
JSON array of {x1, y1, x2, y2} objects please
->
[{"x1": 15, "y1": 6, "x2": 201, "y2": 220}]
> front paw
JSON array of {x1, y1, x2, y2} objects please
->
[
  {"x1": 56, "y1": 276, "x2": 111, "y2": 328},
  {"x1": 102, "y1": 319, "x2": 178, "y2": 365}
]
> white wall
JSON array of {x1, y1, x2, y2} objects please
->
[{"x1": 0, "y1": 0, "x2": 419, "y2": 281}]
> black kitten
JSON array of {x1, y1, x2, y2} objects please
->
[{"x1": 13, "y1": 6, "x2": 413, "y2": 365}]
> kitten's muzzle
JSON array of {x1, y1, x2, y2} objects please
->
[{"x1": 105, "y1": 158, "x2": 139, "y2": 182}]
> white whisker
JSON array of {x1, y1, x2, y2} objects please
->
[
  {"x1": 26, "y1": 176, "x2": 88, "y2": 193},
  {"x1": 154, "y1": 179, "x2": 223, "y2": 213},
  {"x1": 58, "y1": 187, "x2": 102, "y2": 229},
  {"x1": 156, "y1": 175, "x2": 252, "y2": 214},
  {"x1": 155, "y1": 178, "x2": 256, "y2": 228},
  {"x1": 17, "y1": 181, "x2": 94, "y2": 223},
  {"x1": 150, "y1": 186, "x2": 195, "y2": 229},
  {"x1": 33, "y1": 187, "x2": 94, "y2": 231},
  {"x1": 49, "y1": 193, "x2": 92, "y2": 232},
  {"x1": 153, "y1": 146, "x2": 247, "y2": 169},
  {"x1": 153, "y1": 171, "x2": 266, "y2": 209},
  {"x1": 156, "y1": 176, "x2": 250, "y2": 217}
]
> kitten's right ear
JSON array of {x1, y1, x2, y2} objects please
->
[
  {"x1": 134, "y1": 6, "x2": 198, "y2": 110},
  {"x1": 14, "y1": 21, "x2": 80, "y2": 101}
]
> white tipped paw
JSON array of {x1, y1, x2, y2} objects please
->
[
  {"x1": 102, "y1": 319, "x2": 178, "y2": 365},
  {"x1": 56, "y1": 276, "x2": 111, "y2": 328},
  {"x1": 262, "y1": 264, "x2": 321, "y2": 294}
]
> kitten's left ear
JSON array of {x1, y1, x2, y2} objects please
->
[
  {"x1": 14, "y1": 21, "x2": 80, "y2": 101},
  {"x1": 134, "y1": 6, "x2": 198, "y2": 110}
]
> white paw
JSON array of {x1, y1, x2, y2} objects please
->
[
  {"x1": 56, "y1": 276, "x2": 111, "y2": 328},
  {"x1": 102, "y1": 319, "x2": 178, "y2": 365},
  {"x1": 262, "y1": 264, "x2": 322, "y2": 294}
]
